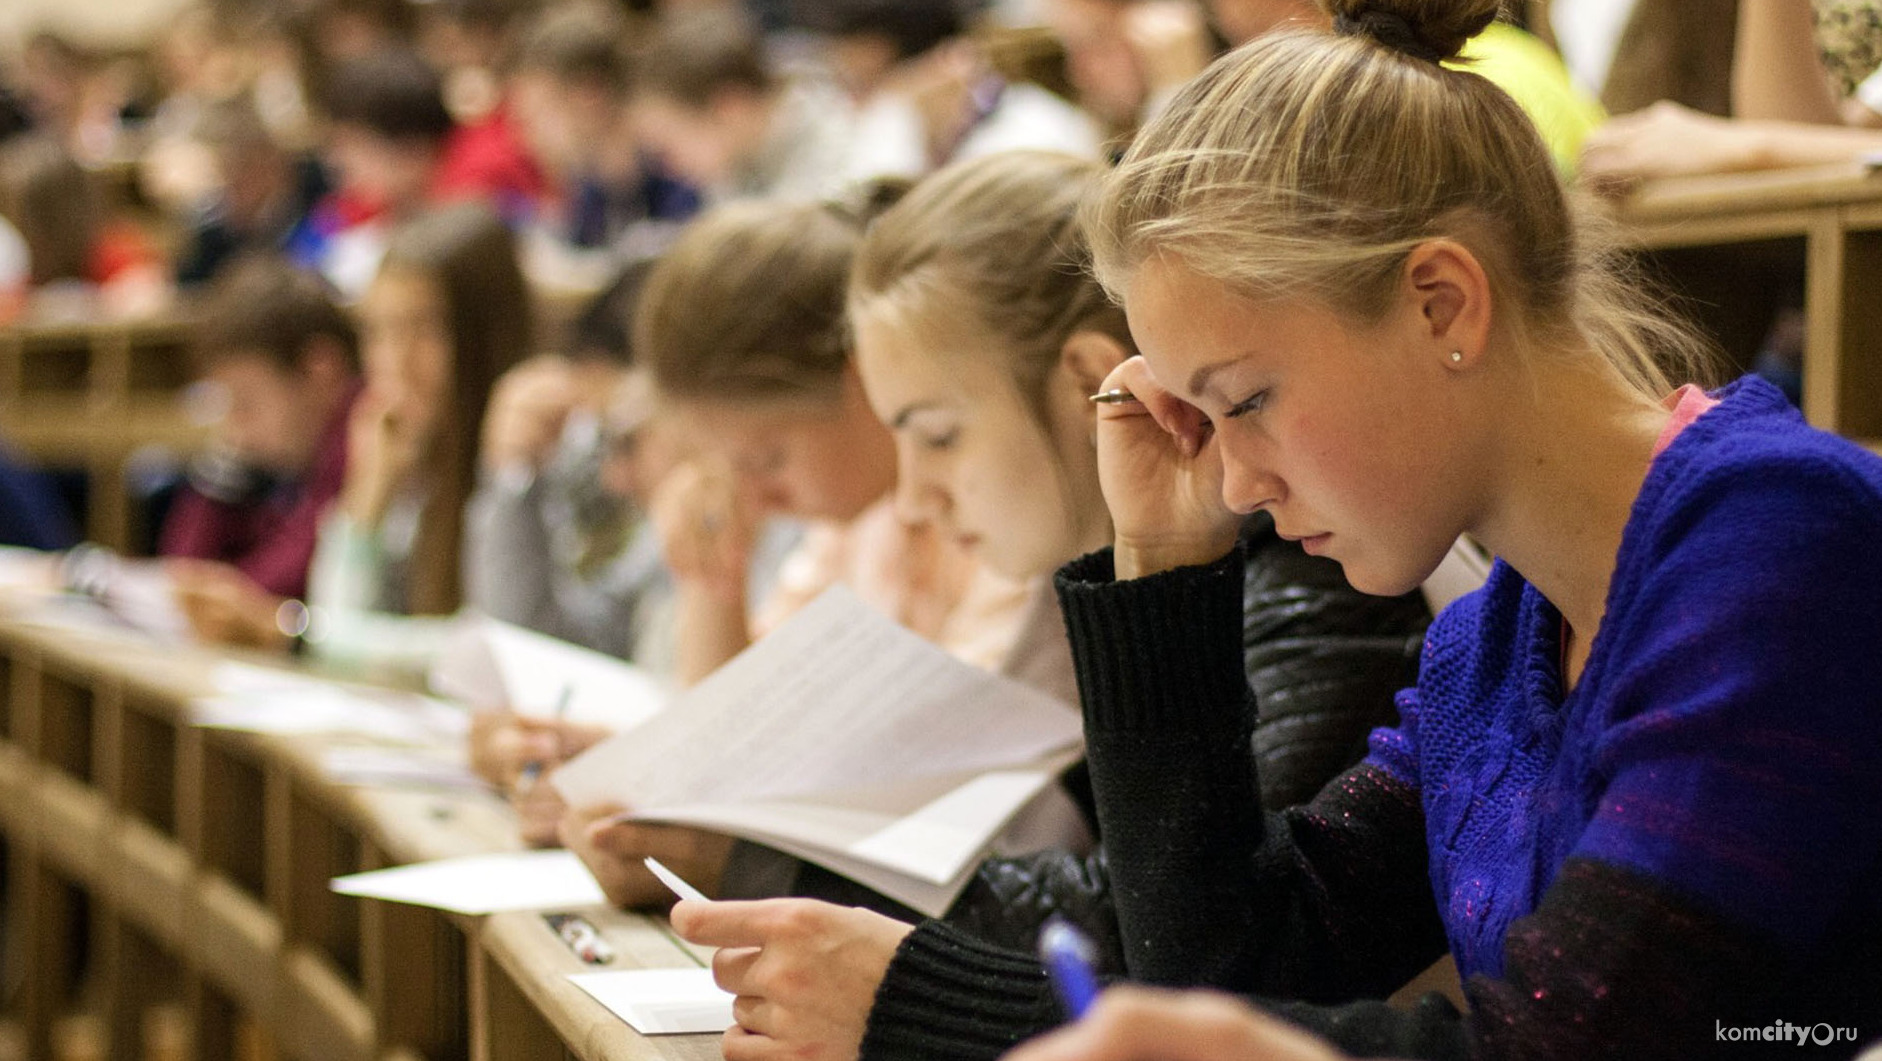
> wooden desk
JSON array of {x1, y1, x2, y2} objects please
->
[
  {"x1": 0, "y1": 607, "x2": 718, "y2": 1061},
  {"x1": 1614, "y1": 161, "x2": 1882, "y2": 444},
  {"x1": 0, "y1": 315, "x2": 208, "y2": 551}
]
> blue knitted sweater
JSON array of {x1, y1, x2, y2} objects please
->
[{"x1": 1369, "y1": 375, "x2": 1882, "y2": 982}]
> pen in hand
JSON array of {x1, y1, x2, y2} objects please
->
[
  {"x1": 644, "y1": 856, "x2": 710, "y2": 904},
  {"x1": 516, "y1": 685, "x2": 574, "y2": 796},
  {"x1": 1038, "y1": 916, "x2": 1102, "y2": 1019}
]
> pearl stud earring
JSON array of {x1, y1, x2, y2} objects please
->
[{"x1": 1449, "y1": 351, "x2": 1463, "y2": 363}]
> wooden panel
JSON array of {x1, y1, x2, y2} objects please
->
[
  {"x1": 1615, "y1": 161, "x2": 1882, "y2": 224},
  {"x1": 36, "y1": 770, "x2": 109, "y2": 882},
  {"x1": 470, "y1": 943, "x2": 570, "y2": 1061},
  {"x1": 198, "y1": 734, "x2": 267, "y2": 899},
  {"x1": 280, "y1": 785, "x2": 365, "y2": 988},
  {"x1": 0, "y1": 739, "x2": 32, "y2": 833},
  {"x1": 39, "y1": 668, "x2": 95, "y2": 785},
  {"x1": 0, "y1": 652, "x2": 12, "y2": 740},
  {"x1": 104, "y1": 920, "x2": 186, "y2": 1061},
  {"x1": 361, "y1": 891, "x2": 468, "y2": 1061},
  {"x1": 280, "y1": 950, "x2": 374, "y2": 1061},
  {"x1": 0, "y1": 617, "x2": 755, "y2": 1061},
  {"x1": 1833, "y1": 228, "x2": 1882, "y2": 440},
  {"x1": 15, "y1": 863, "x2": 90, "y2": 1060},
  {"x1": 119, "y1": 696, "x2": 178, "y2": 836},
  {"x1": 1804, "y1": 215, "x2": 1848, "y2": 432},
  {"x1": 188, "y1": 976, "x2": 242, "y2": 1061},
  {"x1": 189, "y1": 874, "x2": 281, "y2": 1020},
  {"x1": 100, "y1": 816, "x2": 191, "y2": 951},
  {"x1": 1622, "y1": 209, "x2": 1820, "y2": 251}
]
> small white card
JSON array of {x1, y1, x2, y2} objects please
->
[
  {"x1": 568, "y1": 968, "x2": 734, "y2": 1035},
  {"x1": 330, "y1": 851, "x2": 606, "y2": 914}
]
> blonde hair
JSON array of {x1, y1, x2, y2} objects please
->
[
  {"x1": 851, "y1": 151, "x2": 1133, "y2": 419},
  {"x1": 638, "y1": 185, "x2": 906, "y2": 406},
  {"x1": 1083, "y1": 0, "x2": 1714, "y2": 397}
]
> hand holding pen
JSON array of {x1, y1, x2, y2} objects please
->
[
  {"x1": 1019, "y1": 921, "x2": 1342, "y2": 1061},
  {"x1": 998, "y1": 985, "x2": 1346, "y2": 1061}
]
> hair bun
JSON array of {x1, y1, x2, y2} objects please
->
[{"x1": 1324, "y1": 0, "x2": 1499, "y2": 64}]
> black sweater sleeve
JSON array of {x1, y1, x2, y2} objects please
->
[{"x1": 1054, "y1": 545, "x2": 1447, "y2": 996}]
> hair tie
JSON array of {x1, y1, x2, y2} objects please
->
[{"x1": 1333, "y1": 10, "x2": 1447, "y2": 65}]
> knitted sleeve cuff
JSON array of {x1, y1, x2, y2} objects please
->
[
  {"x1": 1054, "y1": 544, "x2": 1254, "y2": 735},
  {"x1": 860, "y1": 920, "x2": 1061, "y2": 1061}
]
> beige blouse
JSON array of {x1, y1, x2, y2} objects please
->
[{"x1": 751, "y1": 497, "x2": 1076, "y2": 704}]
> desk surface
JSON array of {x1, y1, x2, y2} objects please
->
[
  {"x1": 1612, "y1": 161, "x2": 1882, "y2": 247},
  {"x1": 0, "y1": 597, "x2": 722, "y2": 1061}
]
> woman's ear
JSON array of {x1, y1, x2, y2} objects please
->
[
  {"x1": 1058, "y1": 330, "x2": 1133, "y2": 397},
  {"x1": 1403, "y1": 240, "x2": 1493, "y2": 366}
]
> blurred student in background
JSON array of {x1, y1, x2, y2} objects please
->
[
  {"x1": 507, "y1": 1, "x2": 700, "y2": 254},
  {"x1": 163, "y1": 95, "x2": 331, "y2": 286},
  {"x1": 804, "y1": 0, "x2": 1106, "y2": 180},
  {"x1": 1582, "y1": 0, "x2": 1882, "y2": 186},
  {"x1": 184, "y1": 204, "x2": 530, "y2": 675},
  {"x1": 305, "y1": 202, "x2": 530, "y2": 673},
  {"x1": 291, "y1": 47, "x2": 542, "y2": 297},
  {"x1": 0, "y1": 134, "x2": 169, "y2": 317},
  {"x1": 165, "y1": 258, "x2": 360, "y2": 639},
  {"x1": 1204, "y1": 0, "x2": 1606, "y2": 171},
  {"x1": 627, "y1": 7, "x2": 863, "y2": 201},
  {"x1": 1042, "y1": 0, "x2": 1217, "y2": 137},
  {"x1": 464, "y1": 260, "x2": 679, "y2": 666}
]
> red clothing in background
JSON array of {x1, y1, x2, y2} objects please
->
[
  {"x1": 86, "y1": 221, "x2": 163, "y2": 286},
  {"x1": 430, "y1": 102, "x2": 546, "y2": 221},
  {"x1": 159, "y1": 385, "x2": 358, "y2": 599}
]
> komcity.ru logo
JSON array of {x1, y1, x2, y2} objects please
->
[{"x1": 1716, "y1": 1021, "x2": 1860, "y2": 1047}]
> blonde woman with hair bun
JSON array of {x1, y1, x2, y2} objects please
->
[{"x1": 666, "y1": 1, "x2": 1882, "y2": 1059}]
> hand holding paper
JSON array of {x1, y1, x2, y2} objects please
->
[{"x1": 560, "y1": 803, "x2": 734, "y2": 908}]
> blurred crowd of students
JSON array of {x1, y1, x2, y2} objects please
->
[{"x1": 2, "y1": 2, "x2": 1882, "y2": 1058}]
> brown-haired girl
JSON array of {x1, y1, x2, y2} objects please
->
[
  {"x1": 303, "y1": 201, "x2": 530, "y2": 673},
  {"x1": 631, "y1": 192, "x2": 1022, "y2": 688},
  {"x1": 669, "y1": 1, "x2": 1882, "y2": 1058}
]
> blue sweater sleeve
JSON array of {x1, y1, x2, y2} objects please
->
[{"x1": 1571, "y1": 448, "x2": 1882, "y2": 952}]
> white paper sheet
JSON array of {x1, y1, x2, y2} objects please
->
[
  {"x1": 320, "y1": 746, "x2": 486, "y2": 791},
  {"x1": 553, "y1": 586, "x2": 1081, "y2": 812},
  {"x1": 330, "y1": 850, "x2": 606, "y2": 914},
  {"x1": 193, "y1": 684, "x2": 471, "y2": 744},
  {"x1": 430, "y1": 615, "x2": 669, "y2": 730},
  {"x1": 846, "y1": 772, "x2": 1057, "y2": 884},
  {"x1": 568, "y1": 968, "x2": 733, "y2": 1035}
]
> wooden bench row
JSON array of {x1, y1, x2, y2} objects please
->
[{"x1": 0, "y1": 611, "x2": 717, "y2": 1061}]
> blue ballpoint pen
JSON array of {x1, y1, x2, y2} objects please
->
[{"x1": 1038, "y1": 917, "x2": 1102, "y2": 1019}]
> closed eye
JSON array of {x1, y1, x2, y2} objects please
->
[
  {"x1": 1225, "y1": 389, "x2": 1269, "y2": 419},
  {"x1": 920, "y1": 429, "x2": 959, "y2": 451}
]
